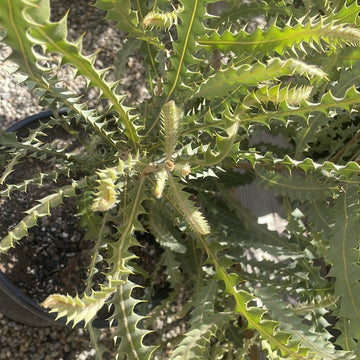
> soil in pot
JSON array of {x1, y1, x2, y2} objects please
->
[{"x1": 0, "y1": 121, "x2": 92, "y2": 304}]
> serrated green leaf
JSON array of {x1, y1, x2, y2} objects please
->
[
  {"x1": 330, "y1": 0, "x2": 360, "y2": 25},
  {"x1": 110, "y1": 281, "x2": 157, "y2": 360},
  {"x1": 148, "y1": 204, "x2": 186, "y2": 253},
  {"x1": 255, "y1": 167, "x2": 335, "y2": 202},
  {"x1": 94, "y1": 0, "x2": 139, "y2": 34},
  {"x1": 256, "y1": 288, "x2": 353, "y2": 359},
  {"x1": 0, "y1": 180, "x2": 83, "y2": 252},
  {"x1": 165, "y1": 0, "x2": 216, "y2": 98},
  {"x1": 327, "y1": 184, "x2": 360, "y2": 346},
  {"x1": 41, "y1": 287, "x2": 116, "y2": 327},
  {"x1": 165, "y1": 173, "x2": 210, "y2": 235},
  {"x1": 211, "y1": 0, "x2": 292, "y2": 29},
  {"x1": 170, "y1": 280, "x2": 230, "y2": 360},
  {"x1": 199, "y1": 17, "x2": 360, "y2": 58},
  {"x1": 236, "y1": 86, "x2": 360, "y2": 128},
  {"x1": 196, "y1": 58, "x2": 326, "y2": 100}
]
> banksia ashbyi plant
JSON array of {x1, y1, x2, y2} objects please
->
[{"x1": 1, "y1": 0, "x2": 360, "y2": 359}]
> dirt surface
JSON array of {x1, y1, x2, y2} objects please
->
[{"x1": 0, "y1": 121, "x2": 90, "y2": 300}]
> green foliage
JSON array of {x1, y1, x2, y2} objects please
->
[{"x1": 0, "y1": 0, "x2": 359, "y2": 359}]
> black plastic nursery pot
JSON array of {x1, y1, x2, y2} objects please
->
[{"x1": 0, "y1": 110, "x2": 107, "y2": 328}]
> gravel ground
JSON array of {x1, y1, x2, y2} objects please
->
[{"x1": 0, "y1": 1, "x2": 125, "y2": 359}]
